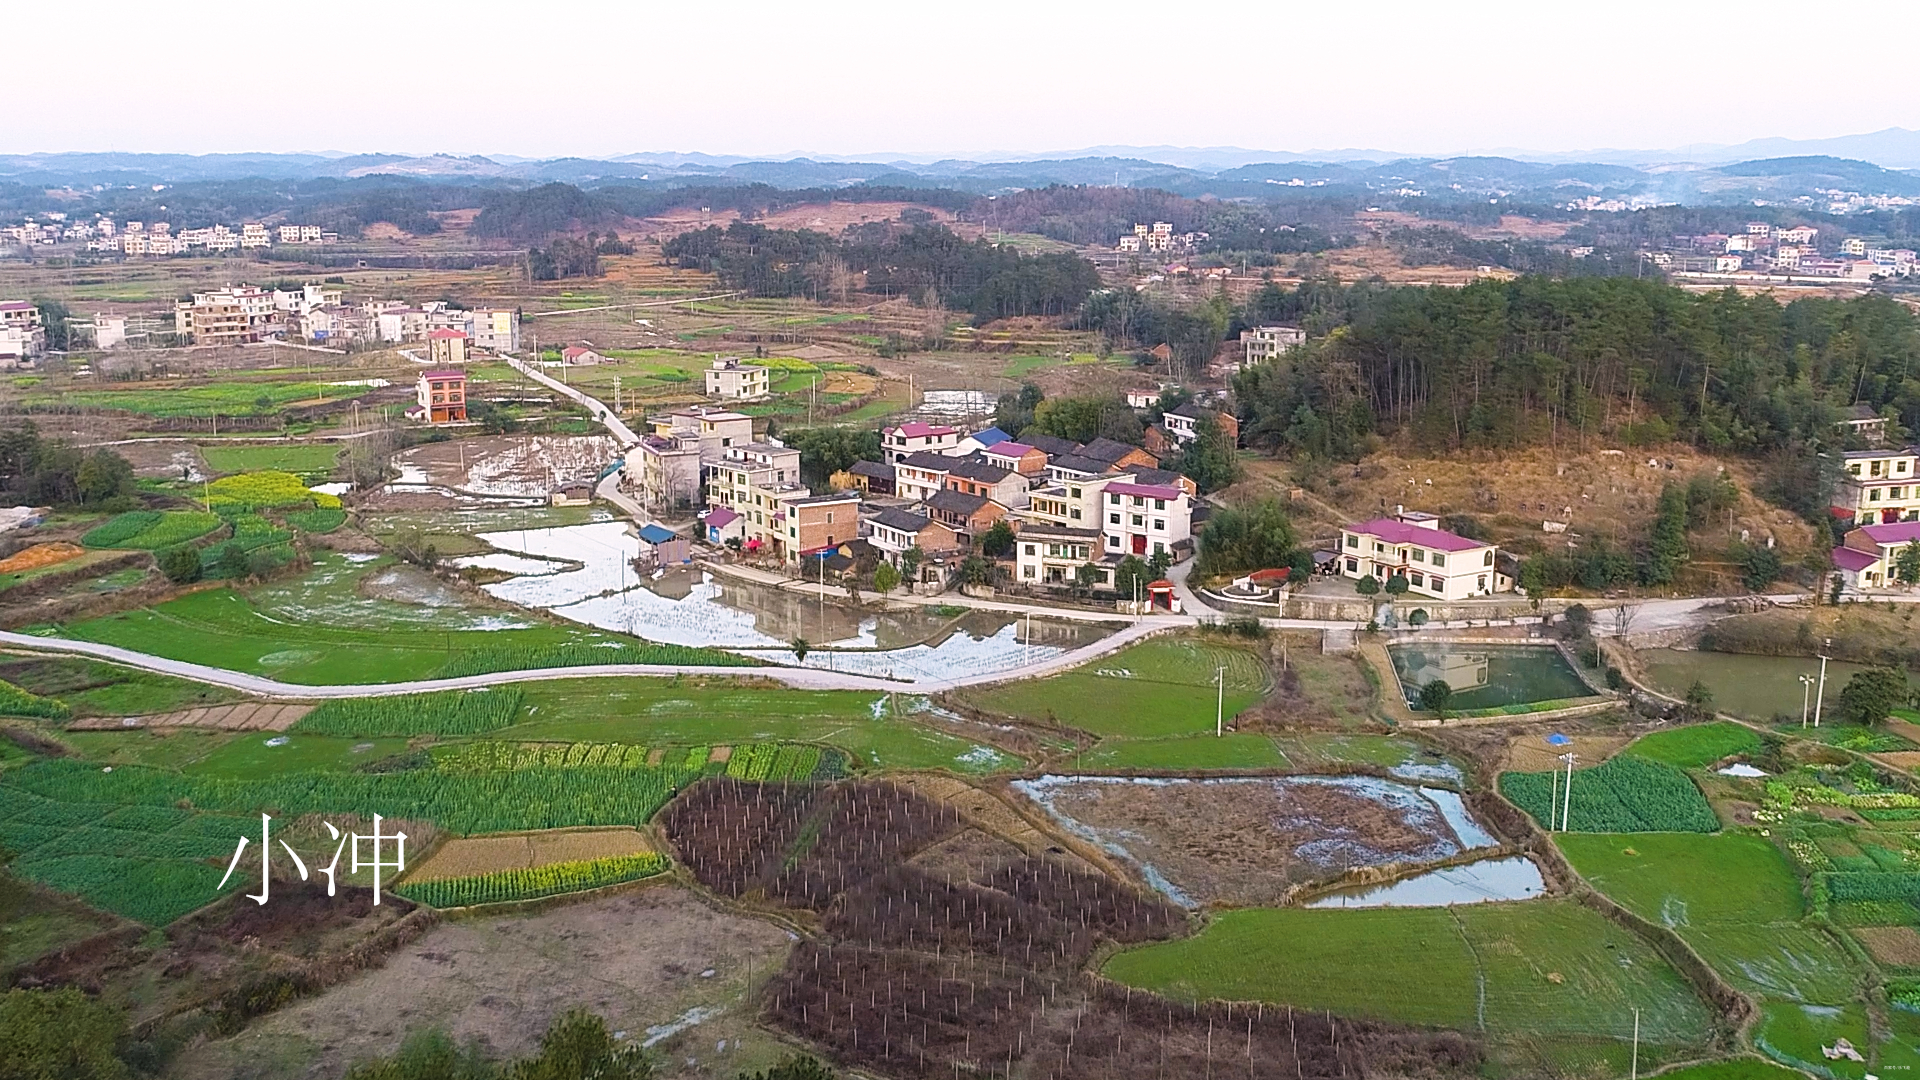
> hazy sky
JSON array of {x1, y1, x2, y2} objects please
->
[{"x1": 13, "y1": 0, "x2": 1919, "y2": 159}]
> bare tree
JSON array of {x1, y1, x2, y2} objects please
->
[{"x1": 1612, "y1": 602, "x2": 1641, "y2": 639}]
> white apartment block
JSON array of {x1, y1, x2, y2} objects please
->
[
  {"x1": 705, "y1": 357, "x2": 771, "y2": 400},
  {"x1": 1241, "y1": 325, "x2": 1306, "y2": 365},
  {"x1": 1100, "y1": 481, "x2": 1192, "y2": 561},
  {"x1": 1836, "y1": 448, "x2": 1920, "y2": 525}
]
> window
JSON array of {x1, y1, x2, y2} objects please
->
[
  {"x1": 1109, "y1": 512, "x2": 1121, "y2": 525},
  {"x1": 1023, "y1": 565, "x2": 1035, "y2": 579},
  {"x1": 1024, "y1": 544, "x2": 1036, "y2": 556},
  {"x1": 1132, "y1": 514, "x2": 1144, "y2": 527},
  {"x1": 1872, "y1": 488, "x2": 1883, "y2": 502},
  {"x1": 1431, "y1": 553, "x2": 1446, "y2": 568},
  {"x1": 1153, "y1": 541, "x2": 1165, "y2": 556},
  {"x1": 1070, "y1": 487, "x2": 1081, "y2": 498},
  {"x1": 1431, "y1": 577, "x2": 1444, "y2": 591},
  {"x1": 1483, "y1": 550, "x2": 1494, "y2": 566},
  {"x1": 1109, "y1": 493, "x2": 1120, "y2": 504},
  {"x1": 1346, "y1": 535, "x2": 1358, "y2": 549},
  {"x1": 1411, "y1": 549, "x2": 1425, "y2": 563},
  {"x1": 1154, "y1": 499, "x2": 1166, "y2": 510},
  {"x1": 1107, "y1": 535, "x2": 1120, "y2": 548},
  {"x1": 1850, "y1": 463, "x2": 1863, "y2": 476},
  {"x1": 1477, "y1": 575, "x2": 1488, "y2": 591},
  {"x1": 1346, "y1": 557, "x2": 1358, "y2": 572},
  {"x1": 1153, "y1": 519, "x2": 1164, "y2": 531},
  {"x1": 825, "y1": 512, "x2": 834, "y2": 524},
  {"x1": 1409, "y1": 572, "x2": 1423, "y2": 586},
  {"x1": 1070, "y1": 509, "x2": 1081, "y2": 520}
]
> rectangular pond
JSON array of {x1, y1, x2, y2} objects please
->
[
  {"x1": 1389, "y1": 644, "x2": 1593, "y2": 711},
  {"x1": 1637, "y1": 647, "x2": 1912, "y2": 722}
]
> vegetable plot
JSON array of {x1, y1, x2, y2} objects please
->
[
  {"x1": 395, "y1": 851, "x2": 669, "y2": 908},
  {"x1": 1500, "y1": 754, "x2": 1719, "y2": 833}
]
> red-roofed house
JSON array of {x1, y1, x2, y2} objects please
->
[
  {"x1": 561, "y1": 345, "x2": 606, "y2": 366},
  {"x1": 882, "y1": 422, "x2": 960, "y2": 463},
  {"x1": 427, "y1": 327, "x2": 468, "y2": 365},
  {"x1": 1833, "y1": 519, "x2": 1920, "y2": 590},
  {"x1": 1338, "y1": 511, "x2": 1506, "y2": 600},
  {"x1": 411, "y1": 369, "x2": 468, "y2": 423},
  {"x1": 1100, "y1": 481, "x2": 1192, "y2": 561}
]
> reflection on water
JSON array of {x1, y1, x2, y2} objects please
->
[
  {"x1": 1637, "y1": 648, "x2": 1912, "y2": 721},
  {"x1": 1307, "y1": 856, "x2": 1545, "y2": 909},
  {"x1": 1390, "y1": 645, "x2": 1592, "y2": 710},
  {"x1": 470, "y1": 522, "x2": 1109, "y2": 679}
]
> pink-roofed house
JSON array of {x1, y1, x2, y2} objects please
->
[
  {"x1": 1833, "y1": 519, "x2": 1920, "y2": 591},
  {"x1": 882, "y1": 422, "x2": 960, "y2": 463},
  {"x1": 1100, "y1": 481, "x2": 1192, "y2": 562},
  {"x1": 1339, "y1": 510, "x2": 1507, "y2": 600}
]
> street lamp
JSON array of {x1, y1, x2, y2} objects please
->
[{"x1": 1799, "y1": 674, "x2": 1815, "y2": 729}]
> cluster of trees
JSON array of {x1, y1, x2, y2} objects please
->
[
  {"x1": 0, "y1": 422, "x2": 137, "y2": 509},
  {"x1": 777, "y1": 426, "x2": 882, "y2": 488},
  {"x1": 1193, "y1": 499, "x2": 1311, "y2": 579},
  {"x1": 1514, "y1": 473, "x2": 1766, "y2": 593},
  {"x1": 1231, "y1": 276, "x2": 1920, "y2": 471},
  {"x1": 527, "y1": 235, "x2": 602, "y2": 280},
  {"x1": 966, "y1": 184, "x2": 1355, "y2": 256},
  {"x1": 663, "y1": 222, "x2": 1100, "y2": 321}
]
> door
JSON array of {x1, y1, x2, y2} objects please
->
[{"x1": 1132, "y1": 534, "x2": 1147, "y2": 555}]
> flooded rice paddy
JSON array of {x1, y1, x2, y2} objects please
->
[
  {"x1": 1389, "y1": 644, "x2": 1593, "y2": 710},
  {"x1": 1637, "y1": 647, "x2": 1910, "y2": 721},
  {"x1": 1011, "y1": 774, "x2": 1500, "y2": 908},
  {"x1": 468, "y1": 520, "x2": 1107, "y2": 678},
  {"x1": 1307, "y1": 856, "x2": 1546, "y2": 909}
]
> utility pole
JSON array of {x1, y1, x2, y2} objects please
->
[
  {"x1": 1215, "y1": 665, "x2": 1226, "y2": 737},
  {"x1": 1813, "y1": 638, "x2": 1831, "y2": 727},
  {"x1": 1630, "y1": 1007, "x2": 1640, "y2": 1080},
  {"x1": 1548, "y1": 761, "x2": 1560, "y2": 831},
  {"x1": 1558, "y1": 751, "x2": 1577, "y2": 831},
  {"x1": 1800, "y1": 674, "x2": 1815, "y2": 729}
]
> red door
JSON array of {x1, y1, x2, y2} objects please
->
[
  {"x1": 1886, "y1": 509, "x2": 1901, "y2": 524},
  {"x1": 1132, "y1": 534, "x2": 1147, "y2": 555}
]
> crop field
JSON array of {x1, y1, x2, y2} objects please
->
[
  {"x1": 1070, "y1": 732, "x2": 1286, "y2": 771},
  {"x1": 404, "y1": 826, "x2": 655, "y2": 880},
  {"x1": 293, "y1": 688, "x2": 526, "y2": 737},
  {"x1": 1103, "y1": 900, "x2": 1713, "y2": 1070},
  {"x1": 1501, "y1": 754, "x2": 1720, "y2": 832},
  {"x1": 961, "y1": 637, "x2": 1270, "y2": 739},
  {"x1": 181, "y1": 734, "x2": 411, "y2": 778},
  {"x1": 394, "y1": 851, "x2": 669, "y2": 908},
  {"x1": 58, "y1": 587, "x2": 720, "y2": 684},
  {"x1": 0, "y1": 656, "x2": 239, "y2": 717},
  {"x1": 1626, "y1": 721, "x2": 1765, "y2": 768},
  {"x1": 509, "y1": 680, "x2": 1028, "y2": 773},
  {"x1": 80, "y1": 509, "x2": 222, "y2": 549},
  {"x1": 665, "y1": 777, "x2": 1471, "y2": 1079},
  {"x1": 26, "y1": 379, "x2": 339, "y2": 418},
  {"x1": 197, "y1": 443, "x2": 342, "y2": 477}
]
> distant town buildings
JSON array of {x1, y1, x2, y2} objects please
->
[
  {"x1": 1116, "y1": 222, "x2": 1205, "y2": 254},
  {"x1": 0, "y1": 301, "x2": 45, "y2": 367}
]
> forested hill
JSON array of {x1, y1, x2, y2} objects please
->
[{"x1": 1229, "y1": 278, "x2": 1920, "y2": 512}]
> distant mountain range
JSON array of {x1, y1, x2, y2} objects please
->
[{"x1": 3, "y1": 129, "x2": 1920, "y2": 209}]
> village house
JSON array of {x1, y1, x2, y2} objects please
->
[
  {"x1": 637, "y1": 523, "x2": 692, "y2": 567},
  {"x1": 1337, "y1": 510, "x2": 1507, "y2": 601},
  {"x1": 865, "y1": 506, "x2": 962, "y2": 565},
  {"x1": 626, "y1": 434, "x2": 704, "y2": 510},
  {"x1": 561, "y1": 346, "x2": 606, "y2": 366},
  {"x1": 943, "y1": 458, "x2": 1030, "y2": 509},
  {"x1": 925, "y1": 488, "x2": 1005, "y2": 538},
  {"x1": 1832, "y1": 520, "x2": 1920, "y2": 590},
  {"x1": 705, "y1": 442, "x2": 804, "y2": 518},
  {"x1": 952, "y1": 426, "x2": 1012, "y2": 457},
  {"x1": 1020, "y1": 433, "x2": 1082, "y2": 460},
  {"x1": 1014, "y1": 523, "x2": 1102, "y2": 587},
  {"x1": 882, "y1": 422, "x2": 961, "y2": 462},
  {"x1": 1126, "y1": 388, "x2": 1161, "y2": 409},
  {"x1": 1100, "y1": 481, "x2": 1192, "y2": 561},
  {"x1": 409, "y1": 369, "x2": 468, "y2": 424},
  {"x1": 783, "y1": 493, "x2": 863, "y2": 563},
  {"x1": 550, "y1": 481, "x2": 595, "y2": 507},
  {"x1": 834, "y1": 460, "x2": 896, "y2": 497},
  {"x1": 427, "y1": 328, "x2": 469, "y2": 365},
  {"x1": 468, "y1": 308, "x2": 519, "y2": 352},
  {"x1": 982, "y1": 441, "x2": 1047, "y2": 476},
  {"x1": 1161, "y1": 404, "x2": 1239, "y2": 447},
  {"x1": 1840, "y1": 404, "x2": 1890, "y2": 445},
  {"x1": 0, "y1": 301, "x2": 45, "y2": 364},
  {"x1": 704, "y1": 357, "x2": 770, "y2": 400},
  {"x1": 1834, "y1": 447, "x2": 1920, "y2": 525},
  {"x1": 700, "y1": 506, "x2": 745, "y2": 546},
  {"x1": 1240, "y1": 325, "x2": 1305, "y2": 365},
  {"x1": 894, "y1": 451, "x2": 954, "y2": 503},
  {"x1": 1079, "y1": 437, "x2": 1160, "y2": 472}
]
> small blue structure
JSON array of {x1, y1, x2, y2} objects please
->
[
  {"x1": 636, "y1": 523, "x2": 691, "y2": 565},
  {"x1": 1545, "y1": 733, "x2": 1571, "y2": 747}
]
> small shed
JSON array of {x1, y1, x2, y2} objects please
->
[
  {"x1": 702, "y1": 506, "x2": 743, "y2": 545},
  {"x1": 551, "y1": 481, "x2": 594, "y2": 507},
  {"x1": 637, "y1": 523, "x2": 690, "y2": 566}
]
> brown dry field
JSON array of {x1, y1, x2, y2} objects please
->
[
  {"x1": 1504, "y1": 733, "x2": 1630, "y2": 773},
  {"x1": 1026, "y1": 778, "x2": 1463, "y2": 906},
  {"x1": 406, "y1": 827, "x2": 655, "y2": 882},
  {"x1": 168, "y1": 885, "x2": 798, "y2": 1080},
  {"x1": 1854, "y1": 925, "x2": 1920, "y2": 967},
  {"x1": 0, "y1": 542, "x2": 84, "y2": 574},
  {"x1": 637, "y1": 200, "x2": 968, "y2": 242},
  {"x1": 67, "y1": 702, "x2": 314, "y2": 731}
]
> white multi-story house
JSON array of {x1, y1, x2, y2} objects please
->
[
  {"x1": 241, "y1": 223, "x2": 271, "y2": 248},
  {"x1": 1336, "y1": 511, "x2": 1507, "y2": 601},
  {"x1": 1015, "y1": 523, "x2": 1102, "y2": 587},
  {"x1": 882, "y1": 422, "x2": 961, "y2": 463},
  {"x1": 1099, "y1": 481, "x2": 1192, "y2": 562},
  {"x1": 1778, "y1": 226, "x2": 1818, "y2": 246},
  {"x1": 1835, "y1": 447, "x2": 1920, "y2": 525},
  {"x1": 1714, "y1": 254, "x2": 1744, "y2": 273},
  {"x1": 704, "y1": 357, "x2": 770, "y2": 400},
  {"x1": 468, "y1": 308, "x2": 518, "y2": 352},
  {"x1": 1240, "y1": 325, "x2": 1306, "y2": 365},
  {"x1": 893, "y1": 451, "x2": 952, "y2": 503},
  {"x1": 866, "y1": 506, "x2": 961, "y2": 564}
]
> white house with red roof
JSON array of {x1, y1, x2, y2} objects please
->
[
  {"x1": 882, "y1": 422, "x2": 960, "y2": 463},
  {"x1": 1100, "y1": 481, "x2": 1192, "y2": 561},
  {"x1": 1338, "y1": 511, "x2": 1506, "y2": 600},
  {"x1": 1833, "y1": 520, "x2": 1920, "y2": 590}
]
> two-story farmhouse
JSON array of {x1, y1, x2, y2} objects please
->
[{"x1": 1337, "y1": 511, "x2": 1508, "y2": 600}]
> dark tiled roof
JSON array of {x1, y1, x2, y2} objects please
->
[
  {"x1": 1021, "y1": 434, "x2": 1081, "y2": 457},
  {"x1": 926, "y1": 488, "x2": 989, "y2": 515},
  {"x1": 898, "y1": 450, "x2": 954, "y2": 470},
  {"x1": 1048, "y1": 454, "x2": 1110, "y2": 475},
  {"x1": 946, "y1": 458, "x2": 1013, "y2": 483},
  {"x1": 1080, "y1": 437, "x2": 1142, "y2": 463},
  {"x1": 848, "y1": 460, "x2": 894, "y2": 478},
  {"x1": 1129, "y1": 466, "x2": 1183, "y2": 486},
  {"x1": 872, "y1": 507, "x2": 934, "y2": 532}
]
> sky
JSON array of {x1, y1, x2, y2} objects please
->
[{"x1": 12, "y1": 0, "x2": 1920, "y2": 160}]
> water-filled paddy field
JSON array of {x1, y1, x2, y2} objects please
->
[{"x1": 1389, "y1": 643, "x2": 1593, "y2": 711}]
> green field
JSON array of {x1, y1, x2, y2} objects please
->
[
  {"x1": 182, "y1": 734, "x2": 412, "y2": 778},
  {"x1": 1502, "y1": 754, "x2": 1720, "y2": 832},
  {"x1": 1070, "y1": 733, "x2": 1284, "y2": 771},
  {"x1": 1558, "y1": 832, "x2": 1860, "y2": 1003},
  {"x1": 1104, "y1": 900, "x2": 1712, "y2": 1047},
  {"x1": 56, "y1": 582, "x2": 728, "y2": 685},
  {"x1": 1652, "y1": 1059, "x2": 1812, "y2": 1080},
  {"x1": 962, "y1": 638, "x2": 1269, "y2": 739},
  {"x1": 508, "y1": 680, "x2": 1026, "y2": 774},
  {"x1": 27, "y1": 380, "x2": 336, "y2": 418},
  {"x1": 0, "y1": 657, "x2": 239, "y2": 717},
  {"x1": 198, "y1": 443, "x2": 343, "y2": 477},
  {"x1": 1627, "y1": 721, "x2": 1765, "y2": 768}
]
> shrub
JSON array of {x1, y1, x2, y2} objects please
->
[
  {"x1": 1605, "y1": 666, "x2": 1625, "y2": 690},
  {"x1": 156, "y1": 544, "x2": 202, "y2": 585},
  {"x1": 0, "y1": 988, "x2": 128, "y2": 1080}
]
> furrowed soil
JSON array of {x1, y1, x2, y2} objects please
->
[
  {"x1": 405, "y1": 827, "x2": 655, "y2": 881},
  {"x1": 168, "y1": 885, "x2": 797, "y2": 1080},
  {"x1": 66, "y1": 702, "x2": 314, "y2": 731},
  {"x1": 0, "y1": 543, "x2": 85, "y2": 574}
]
